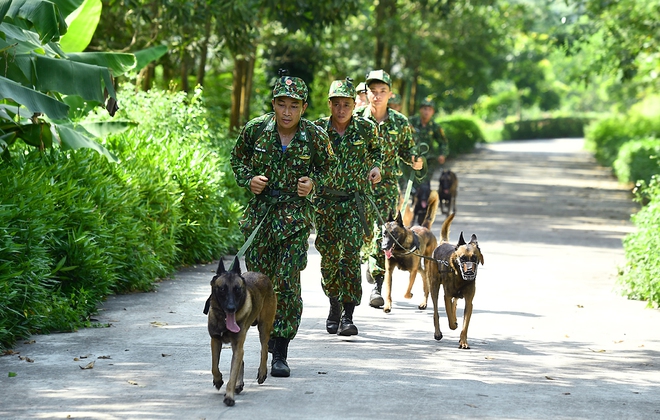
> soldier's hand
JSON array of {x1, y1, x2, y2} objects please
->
[
  {"x1": 368, "y1": 167, "x2": 381, "y2": 185},
  {"x1": 437, "y1": 155, "x2": 446, "y2": 165},
  {"x1": 297, "y1": 177, "x2": 314, "y2": 196},
  {"x1": 411, "y1": 156, "x2": 423, "y2": 171},
  {"x1": 250, "y1": 175, "x2": 268, "y2": 195}
]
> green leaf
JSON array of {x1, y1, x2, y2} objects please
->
[
  {"x1": 133, "y1": 45, "x2": 168, "y2": 72},
  {"x1": 67, "y1": 52, "x2": 137, "y2": 78},
  {"x1": 78, "y1": 120, "x2": 137, "y2": 137},
  {"x1": 0, "y1": 75, "x2": 69, "y2": 119},
  {"x1": 34, "y1": 54, "x2": 107, "y2": 102},
  {"x1": 3, "y1": 0, "x2": 68, "y2": 42},
  {"x1": 8, "y1": 372, "x2": 17, "y2": 377},
  {"x1": 59, "y1": 0, "x2": 102, "y2": 53},
  {"x1": 50, "y1": 0, "x2": 85, "y2": 19},
  {"x1": 54, "y1": 124, "x2": 118, "y2": 163}
]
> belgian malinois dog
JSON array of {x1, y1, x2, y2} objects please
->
[
  {"x1": 204, "y1": 257, "x2": 277, "y2": 406},
  {"x1": 381, "y1": 190, "x2": 439, "y2": 313},
  {"x1": 438, "y1": 170, "x2": 458, "y2": 215},
  {"x1": 427, "y1": 213, "x2": 484, "y2": 349}
]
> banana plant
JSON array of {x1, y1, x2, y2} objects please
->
[{"x1": 0, "y1": 0, "x2": 139, "y2": 162}]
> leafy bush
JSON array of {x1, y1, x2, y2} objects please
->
[
  {"x1": 437, "y1": 116, "x2": 485, "y2": 156},
  {"x1": 618, "y1": 175, "x2": 660, "y2": 308},
  {"x1": 501, "y1": 117, "x2": 590, "y2": 140},
  {"x1": 613, "y1": 138, "x2": 660, "y2": 185},
  {"x1": 584, "y1": 114, "x2": 660, "y2": 167},
  {"x1": 0, "y1": 86, "x2": 244, "y2": 349}
]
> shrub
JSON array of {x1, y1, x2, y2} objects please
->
[
  {"x1": 584, "y1": 114, "x2": 660, "y2": 166},
  {"x1": 437, "y1": 116, "x2": 485, "y2": 156},
  {"x1": 0, "y1": 86, "x2": 244, "y2": 349},
  {"x1": 618, "y1": 176, "x2": 660, "y2": 308},
  {"x1": 501, "y1": 117, "x2": 591, "y2": 140},
  {"x1": 613, "y1": 138, "x2": 660, "y2": 185}
]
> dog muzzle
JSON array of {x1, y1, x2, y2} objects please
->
[{"x1": 459, "y1": 261, "x2": 478, "y2": 281}]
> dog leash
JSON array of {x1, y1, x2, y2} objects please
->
[{"x1": 229, "y1": 203, "x2": 273, "y2": 270}]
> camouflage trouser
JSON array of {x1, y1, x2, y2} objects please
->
[
  {"x1": 245, "y1": 227, "x2": 310, "y2": 340},
  {"x1": 363, "y1": 178, "x2": 400, "y2": 278},
  {"x1": 315, "y1": 204, "x2": 363, "y2": 305}
]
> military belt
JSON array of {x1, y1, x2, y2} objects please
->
[
  {"x1": 256, "y1": 188, "x2": 303, "y2": 204},
  {"x1": 319, "y1": 187, "x2": 371, "y2": 236}
]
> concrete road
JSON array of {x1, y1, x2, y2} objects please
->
[{"x1": 1, "y1": 138, "x2": 658, "y2": 420}]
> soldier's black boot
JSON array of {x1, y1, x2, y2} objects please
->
[
  {"x1": 326, "y1": 297, "x2": 341, "y2": 334},
  {"x1": 369, "y1": 275, "x2": 384, "y2": 308},
  {"x1": 338, "y1": 303, "x2": 358, "y2": 336},
  {"x1": 271, "y1": 337, "x2": 291, "y2": 377}
]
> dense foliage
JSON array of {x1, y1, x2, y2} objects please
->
[
  {"x1": 501, "y1": 117, "x2": 590, "y2": 140},
  {"x1": 437, "y1": 116, "x2": 485, "y2": 156},
  {"x1": 619, "y1": 176, "x2": 660, "y2": 308},
  {"x1": 0, "y1": 87, "x2": 243, "y2": 349}
]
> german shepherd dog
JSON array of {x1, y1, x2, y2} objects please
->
[
  {"x1": 381, "y1": 190, "x2": 439, "y2": 313},
  {"x1": 427, "y1": 213, "x2": 484, "y2": 349},
  {"x1": 203, "y1": 257, "x2": 277, "y2": 406},
  {"x1": 438, "y1": 170, "x2": 458, "y2": 215},
  {"x1": 411, "y1": 181, "x2": 432, "y2": 226}
]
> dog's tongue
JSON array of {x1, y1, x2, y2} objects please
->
[
  {"x1": 421, "y1": 200, "x2": 427, "y2": 209},
  {"x1": 226, "y1": 312, "x2": 240, "y2": 333},
  {"x1": 384, "y1": 249, "x2": 393, "y2": 259}
]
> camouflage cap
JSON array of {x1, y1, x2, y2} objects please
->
[
  {"x1": 272, "y1": 76, "x2": 308, "y2": 101},
  {"x1": 328, "y1": 78, "x2": 356, "y2": 99},
  {"x1": 420, "y1": 96, "x2": 435, "y2": 109},
  {"x1": 365, "y1": 69, "x2": 391, "y2": 87},
  {"x1": 389, "y1": 93, "x2": 401, "y2": 104},
  {"x1": 355, "y1": 82, "x2": 367, "y2": 93}
]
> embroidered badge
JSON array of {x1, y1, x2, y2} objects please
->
[{"x1": 255, "y1": 147, "x2": 267, "y2": 153}]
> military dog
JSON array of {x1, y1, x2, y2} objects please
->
[
  {"x1": 427, "y1": 213, "x2": 484, "y2": 349},
  {"x1": 203, "y1": 257, "x2": 277, "y2": 406},
  {"x1": 411, "y1": 181, "x2": 432, "y2": 226},
  {"x1": 438, "y1": 170, "x2": 458, "y2": 215},
  {"x1": 381, "y1": 190, "x2": 439, "y2": 313}
]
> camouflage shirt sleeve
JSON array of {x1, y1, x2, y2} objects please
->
[
  {"x1": 303, "y1": 119, "x2": 335, "y2": 187},
  {"x1": 392, "y1": 110, "x2": 416, "y2": 166},
  {"x1": 230, "y1": 114, "x2": 273, "y2": 189}
]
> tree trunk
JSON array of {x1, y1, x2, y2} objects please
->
[
  {"x1": 241, "y1": 56, "x2": 255, "y2": 123},
  {"x1": 374, "y1": 0, "x2": 396, "y2": 70},
  {"x1": 230, "y1": 58, "x2": 246, "y2": 131},
  {"x1": 196, "y1": 16, "x2": 213, "y2": 87},
  {"x1": 180, "y1": 52, "x2": 190, "y2": 93}
]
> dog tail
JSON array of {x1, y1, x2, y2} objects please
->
[
  {"x1": 440, "y1": 212, "x2": 455, "y2": 242},
  {"x1": 422, "y1": 190, "x2": 439, "y2": 230}
]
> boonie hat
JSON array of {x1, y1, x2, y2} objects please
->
[
  {"x1": 420, "y1": 96, "x2": 435, "y2": 108},
  {"x1": 272, "y1": 69, "x2": 308, "y2": 101},
  {"x1": 328, "y1": 78, "x2": 356, "y2": 99},
  {"x1": 365, "y1": 69, "x2": 391, "y2": 87},
  {"x1": 355, "y1": 82, "x2": 367, "y2": 93}
]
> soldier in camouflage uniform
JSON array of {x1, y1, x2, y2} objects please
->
[
  {"x1": 355, "y1": 82, "x2": 368, "y2": 108},
  {"x1": 313, "y1": 78, "x2": 382, "y2": 336},
  {"x1": 388, "y1": 92, "x2": 403, "y2": 113},
  {"x1": 230, "y1": 72, "x2": 335, "y2": 378},
  {"x1": 355, "y1": 69, "x2": 423, "y2": 308},
  {"x1": 408, "y1": 97, "x2": 449, "y2": 182}
]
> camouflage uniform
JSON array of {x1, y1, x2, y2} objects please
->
[
  {"x1": 355, "y1": 96, "x2": 416, "y2": 280},
  {"x1": 408, "y1": 98, "x2": 449, "y2": 183},
  {"x1": 230, "y1": 78, "x2": 335, "y2": 340},
  {"x1": 314, "y1": 81, "x2": 382, "y2": 306}
]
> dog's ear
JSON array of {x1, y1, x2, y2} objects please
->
[
  {"x1": 457, "y1": 232, "x2": 466, "y2": 246},
  {"x1": 387, "y1": 211, "x2": 394, "y2": 222},
  {"x1": 216, "y1": 259, "x2": 226, "y2": 275},
  {"x1": 231, "y1": 256, "x2": 242, "y2": 274},
  {"x1": 470, "y1": 234, "x2": 484, "y2": 265},
  {"x1": 395, "y1": 211, "x2": 403, "y2": 226}
]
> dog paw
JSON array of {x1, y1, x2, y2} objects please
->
[
  {"x1": 404, "y1": 292, "x2": 413, "y2": 299},
  {"x1": 213, "y1": 379, "x2": 224, "y2": 390},
  {"x1": 449, "y1": 322, "x2": 458, "y2": 330},
  {"x1": 418, "y1": 303, "x2": 427, "y2": 310},
  {"x1": 223, "y1": 396, "x2": 235, "y2": 406},
  {"x1": 458, "y1": 342, "x2": 470, "y2": 349},
  {"x1": 257, "y1": 373, "x2": 267, "y2": 384},
  {"x1": 235, "y1": 384, "x2": 244, "y2": 395},
  {"x1": 383, "y1": 306, "x2": 391, "y2": 313},
  {"x1": 434, "y1": 332, "x2": 443, "y2": 341}
]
